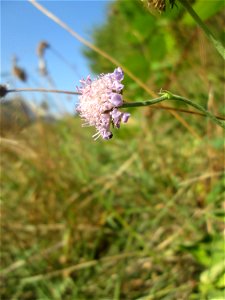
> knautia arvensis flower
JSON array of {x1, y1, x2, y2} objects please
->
[{"x1": 76, "y1": 67, "x2": 130, "y2": 140}]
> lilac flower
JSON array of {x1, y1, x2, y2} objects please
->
[
  {"x1": 76, "y1": 67, "x2": 130, "y2": 140},
  {"x1": 109, "y1": 93, "x2": 123, "y2": 107}
]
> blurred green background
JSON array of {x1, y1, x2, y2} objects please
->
[{"x1": 1, "y1": 1, "x2": 225, "y2": 299}]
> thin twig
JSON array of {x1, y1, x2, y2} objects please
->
[
  {"x1": 150, "y1": 105, "x2": 225, "y2": 121},
  {"x1": 7, "y1": 87, "x2": 80, "y2": 95}
]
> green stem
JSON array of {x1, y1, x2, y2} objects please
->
[
  {"x1": 178, "y1": 0, "x2": 225, "y2": 60},
  {"x1": 121, "y1": 92, "x2": 225, "y2": 129}
]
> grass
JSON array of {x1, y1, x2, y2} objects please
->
[
  {"x1": 1, "y1": 1, "x2": 225, "y2": 298},
  {"x1": 1, "y1": 108, "x2": 224, "y2": 299}
]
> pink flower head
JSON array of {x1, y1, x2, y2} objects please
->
[{"x1": 76, "y1": 67, "x2": 130, "y2": 140}]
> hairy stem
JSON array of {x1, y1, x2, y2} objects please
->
[{"x1": 121, "y1": 92, "x2": 225, "y2": 129}]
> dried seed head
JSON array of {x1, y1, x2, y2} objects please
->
[
  {"x1": 12, "y1": 56, "x2": 27, "y2": 82},
  {"x1": 37, "y1": 41, "x2": 50, "y2": 57},
  {"x1": 141, "y1": 0, "x2": 176, "y2": 13},
  {"x1": 148, "y1": 0, "x2": 166, "y2": 12},
  {"x1": 0, "y1": 85, "x2": 8, "y2": 98}
]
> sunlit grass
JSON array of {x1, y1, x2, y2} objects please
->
[{"x1": 1, "y1": 111, "x2": 224, "y2": 299}]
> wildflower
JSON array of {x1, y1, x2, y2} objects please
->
[{"x1": 76, "y1": 67, "x2": 130, "y2": 140}]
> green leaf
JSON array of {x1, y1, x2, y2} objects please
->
[
  {"x1": 200, "y1": 260, "x2": 225, "y2": 285},
  {"x1": 216, "y1": 272, "x2": 225, "y2": 288}
]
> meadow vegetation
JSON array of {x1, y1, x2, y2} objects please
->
[{"x1": 1, "y1": 1, "x2": 224, "y2": 299}]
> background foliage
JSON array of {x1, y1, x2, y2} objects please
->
[{"x1": 1, "y1": 0, "x2": 224, "y2": 299}]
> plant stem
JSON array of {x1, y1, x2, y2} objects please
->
[
  {"x1": 121, "y1": 92, "x2": 225, "y2": 129},
  {"x1": 7, "y1": 88, "x2": 80, "y2": 96},
  {"x1": 3, "y1": 86, "x2": 225, "y2": 127},
  {"x1": 168, "y1": 93, "x2": 225, "y2": 128},
  {"x1": 178, "y1": 0, "x2": 225, "y2": 60}
]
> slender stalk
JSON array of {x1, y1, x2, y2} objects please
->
[
  {"x1": 150, "y1": 105, "x2": 225, "y2": 121},
  {"x1": 7, "y1": 88, "x2": 80, "y2": 96},
  {"x1": 121, "y1": 91, "x2": 225, "y2": 129},
  {"x1": 168, "y1": 93, "x2": 225, "y2": 128},
  {"x1": 178, "y1": 0, "x2": 225, "y2": 60},
  {"x1": 122, "y1": 95, "x2": 168, "y2": 108},
  {"x1": 3, "y1": 87, "x2": 225, "y2": 123}
]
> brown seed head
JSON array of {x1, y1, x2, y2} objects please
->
[
  {"x1": 0, "y1": 85, "x2": 8, "y2": 98},
  {"x1": 37, "y1": 41, "x2": 50, "y2": 57},
  {"x1": 141, "y1": 0, "x2": 176, "y2": 13},
  {"x1": 12, "y1": 56, "x2": 27, "y2": 82},
  {"x1": 148, "y1": 0, "x2": 166, "y2": 12}
]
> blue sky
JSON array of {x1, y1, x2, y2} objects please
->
[{"x1": 1, "y1": 0, "x2": 112, "y2": 113}]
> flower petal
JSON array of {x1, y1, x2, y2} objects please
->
[{"x1": 109, "y1": 93, "x2": 123, "y2": 106}]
